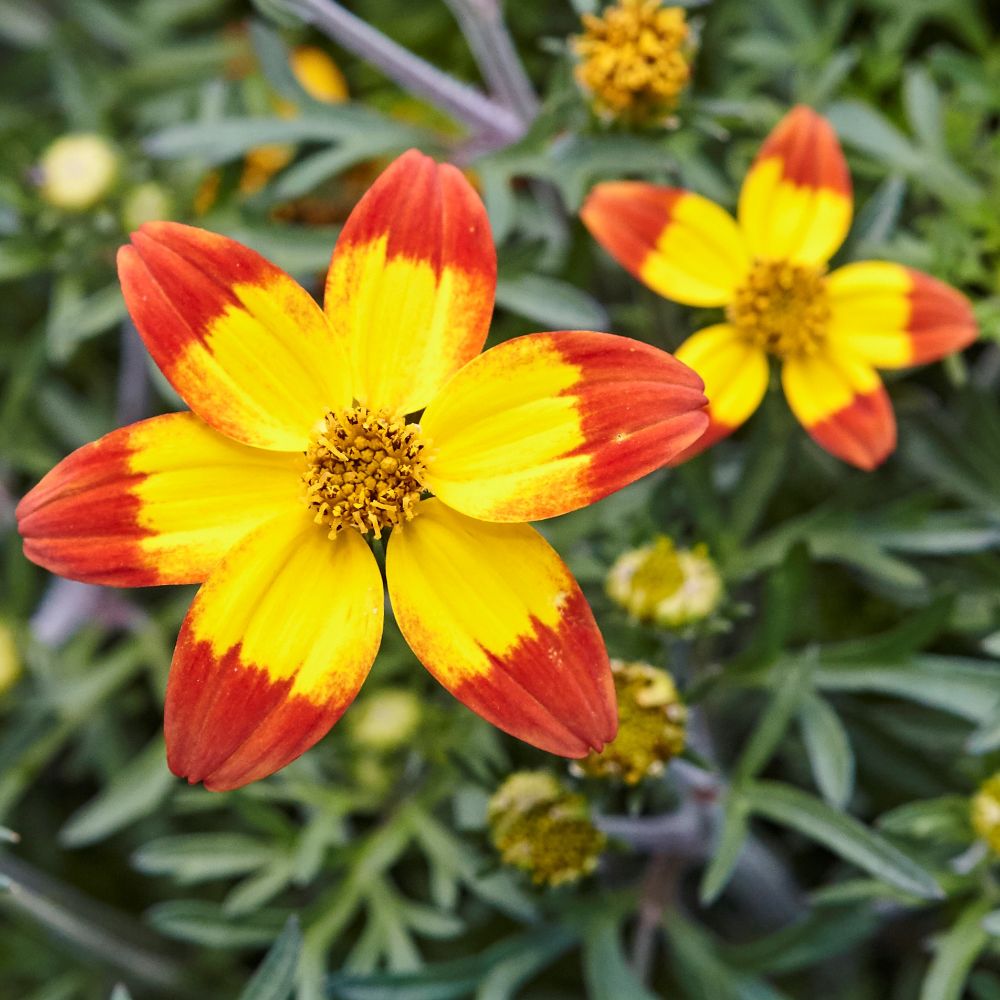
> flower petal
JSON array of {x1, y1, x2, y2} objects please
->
[
  {"x1": 324, "y1": 149, "x2": 496, "y2": 416},
  {"x1": 738, "y1": 106, "x2": 852, "y2": 266},
  {"x1": 166, "y1": 512, "x2": 383, "y2": 791},
  {"x1": 581, "y1": 182, "x2": 749, "y2": 306},
  {"x1": 386, "y1": 499, "x2": 616, "y2": 757},
  {"x1": 119, "y1": 222, "x2": 351, "y2": 451},
  {"x1": 782, "y1": 350, "x2": 895, "y2": 470},
  {"x1": 826, "y1": 261, "x2": 977, "y2": 367},
  {"x1": 16, "y1": 413, "x2": 301, "y2": 586},
  {"x1": 421, "y1": 331, "x2": 708, "y2": 522},
  {"x1": 672, "y1": 324, "x2": 769, "y2": 460}
]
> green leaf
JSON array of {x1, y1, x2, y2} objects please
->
[
  {"x1": 902, "y1": 67, "x2": 944, "y2": 152},
  {"x1": 877, "y1": 797, "x2": 974, "y2": 844},
  {"x1": 238, "y1": 916, "x2": 301, "y2": 1000},
  {"x1": 982, "y1": 911, "x2": 1000, "y2": 937},
  {"x1": 475, "y1": 927, "x2": 575, "y2": 1000},
  {"x1": 744, "y1": 781, "x2": 942, "y2": 899},
  {"x1": 826, "y1": 101, "x2": 920, "y2": 170},
  {"x1": 60, "y1": 737, "x2": 173, "y2": 847},
  {"x1": 798, "y1": 693, "x2": 854, "y2": 809},
  {"x1": 699, "y1": 792, "x2": 750, "y2": 905},
  {"x1": 581, "y1": 910, "x2": 658, "y2": 1000},
  {"x1": 919, "y1": 899, "x2": 992, "y2": 1000},
  {"x1": 495, "y1": 273, "x2": 609, "y2": 331},
  {"x1": 133, "y1": 834, "x2": 276, "y2": 884},
  {"x1": 147, "y1": 901, "x2": 285, "y2": 948}
]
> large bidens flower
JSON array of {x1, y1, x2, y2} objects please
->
[
  {"x1": 581, "y1": 105, "x2": 978, "y2": 469},
  {"x1": 17, "y1": 151, "x2": 709, "y2": 791}
]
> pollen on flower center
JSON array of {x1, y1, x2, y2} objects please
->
[
  {"x1": 728, "y1": 259, "x2": 831, "y2": 358},
  {"x1": 302, "y1": 406, "x2": 427, "y2": 539}
]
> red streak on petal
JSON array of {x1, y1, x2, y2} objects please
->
[
  {"x1": 165, "y1": 631, "x2": 349, "y2": 792},
  {"x1": 581, "y1": 182, "x2": 685, "y2": 280},
  {"x1": 906, "y1": 269, "x2": 977, "y2": 365},
  {"x1": 807, "y1": 386, "x2": 896, "y2": 470},
  {"x1": 450, "y1": 588, "x2": 617, "y2": 758},
  {"x1": 755, "y1": 105, "x2": 851, "y2": 197},
  {"x1": 16, "y1": 428, "x2": 155, "y2": 586},
  {"x1": 666, "y1": 415, "x2": 735, "y2": 465}
]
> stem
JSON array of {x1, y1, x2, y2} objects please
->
[
  {"x1": 284, "y1": 0, "x2": 526, "y2": 145},
  {"x1": 442, "y1": 0, "x2": 539, "y2": 123}
]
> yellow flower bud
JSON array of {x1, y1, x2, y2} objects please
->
[
  {"x1": 607, "y1": 536, "x2": 722, "y2": 628},
  {"x1": 573, "y1": 0, "x2": 692, "y2": 123},
  {"x1": 121, "y1": 182, "x2": 173, "y2": 231},
  {"x1": 575, "y1": 660, "x2": 686, "y2": 784},
  {"x1": 488, "y1": 771, "x2": 605, "y2": 886},
  {"x1": 290, "y1": 45, "x2": 349, "y2": 104},
  {"x1": 971, "y1": 773, "x2": 1000, "y2": 854},
  {"x1": 349, "y1": 688, "x2": 421, "y2": 751},
  {"x1": 0, "y1": 622, "x2": 21, "y2": 696},
  {"x1": 38, "y1": 133, "x2": 119, "y2": 211}
]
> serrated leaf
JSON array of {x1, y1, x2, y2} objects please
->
[{"x1": 744, "y1": 781, "x2": 942, "y2": 899}]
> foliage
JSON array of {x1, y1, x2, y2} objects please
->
[{"x1": 1, "y1": 0, "x2": 1000, "y2": 997}]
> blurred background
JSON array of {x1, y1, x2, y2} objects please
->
[{"x1": 2, "y1": 0, "x2": 1000, "y2": 997}]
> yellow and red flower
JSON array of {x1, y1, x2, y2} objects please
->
[
  {"x1": 17, "y1": 150, "x2": 708, "y2": 791},
  {"x1": 581, "y1": 105, "x2": 977, "y2": 469}
]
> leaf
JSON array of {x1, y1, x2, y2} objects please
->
[
  {"x1": 825, "y1": 101, "x2": 920, "y2": 170},
  {"x1": 147, "y1": 901, "x2": 285, "y2": 949},
  {"x1": 983, "y1": 911, "x2": 1000, "y2": 937},
  {"x1": 581, "y1": 910, "x2": 658, "y2": 1000},
  {"x1": 798, "y1": 693, "x2": 855, "y2": 809},
  {"x1": 877, "y1": 797, "x2": 974, "y2": 844},
  {"x1": 919, "y1": 899, "x2": 992, "y2": 1000},
  {"x1": 238, "y1": 916, "x2": 301, "y2": 1000},
  {"x1": 133, "y1": 834, "x2": 276, "y2": 884},
  {"x1": 903, "y1": 67, "x2": 944, "y2": 152},
  {"x1": 699, "y1": 792, "x2": 750, "y2": 905},
  {"x1": 744, "y1": 781, "x2": 942, "y2": 899},
  {"x1": 475, "y1": 927, "x2": 575, "y2": 1000},
  {"x1": 60, "y1": 737, "x2": 173, "y2": 847},
  {"x1": 495, "y1": 273, "x2": 609, "y2": 331},
  {"x1": 966, "y1": 703, "x2": 1000, "y2": 754}
]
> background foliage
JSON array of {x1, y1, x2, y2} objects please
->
[{"x1": 2, "y1": 0, "x2": 1000, "y2": 997}]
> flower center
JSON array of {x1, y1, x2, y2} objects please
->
[
  {"x1": 302, "y1": 406, "x2": 427, "y2": 539},
  {"x1": 574, "y1": 0, "x2": 691, "y2": 121},
  {"x1": 728, "y1": 259, "x2": 831, "y2": 358}
]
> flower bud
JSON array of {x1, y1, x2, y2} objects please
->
[
  {"x1": 575, "y1": 660, "x2": 686, "y2": 784},
  {"x1": 122, "y1": 182, "x2": 173, "y2": 231},
  {"x1": 0, "y1": 621, "x2": 21, "y2": 696},
  {"x1": 349, "y1": 688, "x2": 421, "y2": 751},
  {"x1": 607, "y1": 536, "x2": 722, "y2": 628},
  {"x1": 488, "y1": 772, "x2": 605, "y2": 886},
  {"x1": 971, "y1": 773, "x2": 1000, "y2": 854},
  {"x1": 38, "y1": 134, "x2": 119, "y2": 211}
]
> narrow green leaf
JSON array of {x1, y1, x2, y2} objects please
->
[
  {"x1": 581, "y1": 910, "x2": 658, "y2": 1000},
  {"x1": 699, "y1": 793, "x2": 750, "y2": 905},
  {"x1": 798, "y1": 693, "x2": 854, "y2": 809},
  {"x1": 981, "y1": 910, "x2": 1000, "y2": 937},
  {"x1": 744, "y1": 781, "x2": 942, "y2": 899},
  {"x1": 147, "y1": 901, "x2": 285, "y2": 948},
  {"x1": 495, "y1": 274, "x2": 609, "y2": 331},
  {"x1": 133, "y1": 834, "x2": 275, "y2": 885},
  {"x1": 238, "y1": 916, "x2": 301, "y2": 1000},
  {"x1": 920, "y1": 899, "x2": 992, "y2": 1000}
]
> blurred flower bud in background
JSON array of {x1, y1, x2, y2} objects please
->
[
  {"x1": 37, "y1": 133, "x2": 119, "y2": 211},
  {"x1": 0, "y1": 621, "x2": 21, "y2": 696},
  {"x1": 349, "y1": 688, "x2": 422, "y2": 752},
  {"x1": 574, "y1": 660, "x2": 686, "y2": 784},
  {"x1": 607, "y1": 536, "x2": 722, "y2": 628},
  {"x1": 971, "y1": 773, "x2": 1000, "y2": 854},
  {"x1": 488, "y1": 771, "x2": 605, "y2": 886},
  {"x1": 121, "y1": 181, "x2": 174, "y2": 231}
]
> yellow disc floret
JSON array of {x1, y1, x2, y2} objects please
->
[
  {"x1": 303, "y1": 406, "x2": 427, "y2": 539},
  {"x1": 575, "y1": 660, "x2": 687, "y2": 784},
  {"x1": 728, "y1": 259, "x2": 831, "y2": 358},
  {"x1": 573, "y1": 0, "x2": 691, "y2": 123},
  {"x1": 488, "y1": 771, "x2": 606, "y2": 886},
  {"x1": 971, "y1": 772, "x2": 1000, "y2": 855}
]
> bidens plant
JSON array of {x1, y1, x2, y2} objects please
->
[
  {"x1": 581, "y1": 106, "x2": 977, "y2": 469},
  {"x1": 16, "y1": 150, "x2": 708, "y2": 791}
]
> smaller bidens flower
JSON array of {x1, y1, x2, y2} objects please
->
[
  {"x1": 350, "y1": 689, "x2": 422, "y2": 751},
  {"x1": 38, "y1": 134, "x2": 119, "y2": 211},
  {"x1": 573, "y1": 0, "x2": 691, "y2": 123},
  {"x1": 488, "y1": 772, "x2": 605, "y2": 886},
  {"x1": 575, "y1": 660, "x2": 686, "y2": 784},
  {"x1": 607, "y1": 536, "x2": 722, "y2": 627},
  {"x1": 0, "y1": 622, "x2": 20, "y2": 696},
  {"x1": 971, "y1": 773, "x2": 1000, "y2": 854}
]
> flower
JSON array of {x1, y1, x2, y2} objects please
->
[
  {"x1": 607, "y1": 535, "x2": 721, "y2": 627},
  {"x1": 971, "y1": 773, "x2": 1000, "y2": 854},
  {"x1": 488, "y1": 771, "x2": 605, "y2": 885},
  {"x1": 350, "y1": 688, "x2": 422, "y2": 751},
  {"x1": 0, "y1": 622, "x2": 20, "y2": 696},
  {"x1": 240, "y1": 45, "x2": 349, "y2": 196},
  {"x1": 38, "y1": 133, "x2": 119, "y2": 211},
  {"x1": 574, "y1": 660, "x2": 686, "y2": 783},
  {"x1": 122, "y1": 182, "x2": 173, "y2": 231},
  {"x1": 573, "y1": 0, "x2": 691, "y2": 123},
  {"x1": 581, "y1": 106, "x2": 978, "y2": 469},
  {"x1": 17, "y1": 150, "x2": 708, "y2": 791}
]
